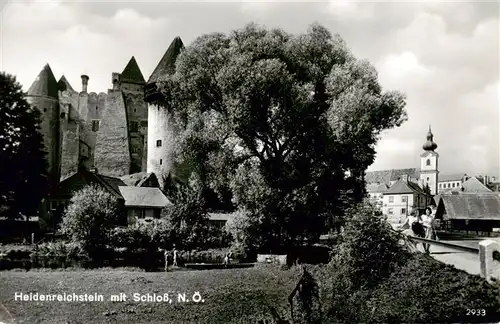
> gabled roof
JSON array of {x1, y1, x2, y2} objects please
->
[
  {"x1": 120, "y1": 172, "x2": 159, "y2": 188},
  {"x1": 366, "y1": 183, "x2": 388, "y2": 193},
  {"x1": 147, "y1": 36, "x2": 184, "y2": 85},
  {"x1": 366, "y1": 168, "x2": 420, "y2": 185},
  {"x1": 437, "y1": 193, "x2": 500, "y2": 220},
  {"x1": 118, "y1": 186, "x2": 172, "y2": 208},
  {"x1": 120, "y1": 56, "x2": 145, "y2": 85},
  {"x1": 462, "y1": 177, "x2": 492, "y2": 193},
  {"x1": 57, "y1": 75, "x2": 74, "y2": 92},
  {"x1": 53, "y1": 169, "x2": 126, "y2": 200},
  {"x1": 439, "y1": 173, "x2": 467, "y2": 182},
  {"x1": 384, "y1": 179, "x2": 425, "y2": 195},
  {"x1": 27, "y1": 63, "x2": 59, "y2": 98}
]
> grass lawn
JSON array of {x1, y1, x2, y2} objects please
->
[{"x1": 0, "y1": 266, "x2": 302, "y2": 324}]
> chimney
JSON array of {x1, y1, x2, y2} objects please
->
[
  {"x1": 112, "y1": 72, "x2": 120, "y2": 90},
  {"x1": 81, "y1": 75, "x2": 89, "y2": 93}
]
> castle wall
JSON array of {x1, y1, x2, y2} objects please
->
[
  {"x1": 94, "y1": 89, "x2": 131, "y2": 177},
  {"x1": 58, "y1": 90, "x2": 80, "y2": 180},
  {"x1": 121, "y1": 83, "x2": 148, "y2": 174},
  {"x1": 147, "y1": 102, "x2": 177, "y2": 187},
  {"x1": 26, "y1": 95, "x2": 60, "y2": 187}
]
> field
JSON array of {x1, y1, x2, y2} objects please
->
[{"x1": 0, "y1": 266, "x2": 301, "y2": 324}]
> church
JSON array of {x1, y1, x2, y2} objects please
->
[{"x1": 366, "y1": 127, "x2": 440, "y2": 223}]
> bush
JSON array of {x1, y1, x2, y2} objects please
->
[
  {"x1": 61, "y1": 185, "x2": 121, "y2": 263},
  {"x1": 366, "y1": 253, "x2": 500, "y2": 323},
  {"x1": 30, "y1": 242, "x2": 90, "y2": 269}
]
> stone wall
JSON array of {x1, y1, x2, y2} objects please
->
[
  {"x1": 122, "y1": 86, "x2": 148, "y2": 174},
  {"x1": 94, "y1": 90, "x2": 131, "y2": 177},
  {"x1": 58, "y1": 90, "x2": 80, "y2": 180}
]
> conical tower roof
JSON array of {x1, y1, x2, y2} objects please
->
[
  {"x1": 27, "y1": 63, "x2": 59, "y2": 98},
  {"x1": 120, "y1": 56, "x2": 146, "y2": 84},
  {"x1": 147, "y1": 36, "x2": 184, "y2": 85},
  {"x1": 57, "y1": 75, "x2": 74, "y2": 92}
]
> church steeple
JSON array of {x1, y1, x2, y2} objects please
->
[{"x1": 422, "y1": 125, "x2": 438, "y2": 151}]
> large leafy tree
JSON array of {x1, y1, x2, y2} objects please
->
[
  {"x1": 158, "y1": 23, "x2": 407, "y2": 252},
  {"x1": 0, "y1": 72, "x2": 48, "y2": 218}
]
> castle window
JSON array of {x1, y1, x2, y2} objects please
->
[
  {"x1": 140, "y1": 120, "x2": 148, "y2": 127},
  {"x1": 426, "y1": 159, "x2": 430, "y2": 166},
  {"x1": 134, "y1": 108, "x2": 137, "y2": 112},
  {"x1": 156, "y1": 140, "x2": 162, "y2": 147},
  {"x1": 159, "y1": 159, "x2": 162, "y2": 165},
  {"x1": 91, "y1": 120, "x2": 100, "y2": 132},
  {"x1": 43, "y1": 108, "x2": 47, "y2": 112},
  {"x1": 130, "y1": 121, "x2": 139, "y2": 132},
  {"x1": 60, "y1": 112, "x2": 66, "y2": 119}
]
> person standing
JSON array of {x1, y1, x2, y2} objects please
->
[
  {"x1": 422, "y1": 206, "x2": 437, "y2": 254},
  {"x1": 397, "y1": 210, "x2": 425, "y2": 252},
  {"x1": 164, "y1": 248, "x2": 170, "y2": 272},
  {"x1": 172, "y1": 246, "x2": 178, "y2": 267}
]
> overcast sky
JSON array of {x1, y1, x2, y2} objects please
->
[{"x1": 1, "y1": 0, "x2": 499, "y2": 177}]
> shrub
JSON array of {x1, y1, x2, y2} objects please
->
[
  {"x1": 366, "y1": 253, "x2": 500, "y2": 323},
  {"x1": 61, "y1": 185, "x2": 121, "y2": 263},
  {"x1": 30, "y1": 242, "x2": 90, "y2": 269}
]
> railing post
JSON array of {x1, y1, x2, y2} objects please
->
[{"x1": 479, "y1": 239, "x2": 500, "y2": 283}]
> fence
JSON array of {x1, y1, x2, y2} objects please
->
[{"x1": 407, "y1": 235, "x2": 500, "y2": 283}]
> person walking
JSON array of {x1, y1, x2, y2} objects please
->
[{"x1": 422, "y1": 206, "x2": 437, "y2": 254}]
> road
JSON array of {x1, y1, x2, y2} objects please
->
[{"x1": 425, "y1": 238, "x2": 500, "y2": 276}]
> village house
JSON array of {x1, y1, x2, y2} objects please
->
[
  {"x1": 382, "y1": 175, "x2": 428, "y2": 223},
  {"x1": 438, "y1": 173, "x2": 469, "y2": 193},
  {"x1": 118, "y1": 186, "x2": 173, "y2": 224}
]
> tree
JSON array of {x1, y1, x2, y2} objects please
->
[
  {"x1": 158, "y1": 23, "x2": 407, "y2": 252},
  {"x1": 0, "y1": 71, "x2": 48, "y2": 218},
  {"x1": 60, "y1": 185, "x2": 120, "y2": 263}
]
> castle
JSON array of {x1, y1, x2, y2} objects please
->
[{"x1": 25, "y1": 37, "x2": 185, "y2": 190}]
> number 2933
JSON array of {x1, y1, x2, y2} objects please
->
[{"x1": 466, "y1": 309, "x2": 486, "y2": 316}]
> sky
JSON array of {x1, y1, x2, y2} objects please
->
[{"x1": 1, "y1": 0, "x2": 499, "y2": 177}]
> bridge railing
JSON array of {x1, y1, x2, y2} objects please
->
[{"x1": 406, "y1": 235, "x2": 500, "y2": 283}]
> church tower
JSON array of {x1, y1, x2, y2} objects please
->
[{"x1": 419, "y1": 126, "x2": 439, "y2": 195}]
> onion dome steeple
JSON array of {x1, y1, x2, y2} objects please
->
[{"x1": 422, "y1": 125, "x2": 438, "y2": 151}]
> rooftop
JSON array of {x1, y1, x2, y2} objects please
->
[
  {"x1": 118, "y1": 186, "x2": 172, "y2": 208},
  {"x1": 120, "y1": 56, "x2": 146, "y2": 85},
  {"x1": 384, "y1": 179, "x2": 425, "y2": 195},
  {"x1": 436, "y1": 192, "x2": 500, "y2": 220},
  {"x1": 27, "y1": 63, "x2": 59, "y2": 99},
  {"x1": 147, "y1": 36, "x2": 184, "y2": 85},
  {"x1": 439, "y1": 173, "x2": 467, "y2": 182},
  {"x1": 366, "y1": 168, "x2": 420, "y2": 185}
]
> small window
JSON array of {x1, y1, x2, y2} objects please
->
[
  {"x1": 60, "y1": 112, "x2": 66, "y2": 119},
  {"x1": 388, "y1": 208, "x2": 394, "y2": 215},
  {"x1": 43, "y1": 108, "x2": 47, "y2": 112},
  {"x1": 140, "y1": 120, "x2": 148, "y2": 127},
  {"x1": 452, "y1": 183, "x2": 455, "y2": 188},
  {"x1": 426, "y1": 159, "x2": 431, "y2": 166},
  {"x1": 156, "y1": 140, "x2": 162, "y2": 147},
  {"x1": 92, "y1": 120, "x2": 100, "y2": 132},
  {"x1": 401, "y1": 208, "x2": 406, "y2": 215},
  {"x1": 448, "y1": 183, "x2": 451, "y2": 188},
  {"x1": 159, "y1": 159, "x2": 162, "y2": 165},
  {"x1": 401, "y1": 196, "x2": 407, "y2": 203},
  {"x1": 427, "y1": 177, "x2": 429, "y2": 182},
  {"x1": 134, "y1": 108, "x2": 137, "y2": 112},
  {"x1": 389, "y1": 196, "x2": 394, "y2": 203},
  {"x1": 130, "y1": 121, "x2": 139, "y2": 132}
]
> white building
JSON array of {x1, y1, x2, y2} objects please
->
[{"x1": 382, "y1": 175, "x2": 428, "y2": 223}]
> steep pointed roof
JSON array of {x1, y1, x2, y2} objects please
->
[
  {"x1": 120, "y1": 56, "x2": 146, "y2": 84},
  {"x1": 147, "y1": 36, "x2": 184, "y2": 85},
  {"x1": 57, "y1": 75, "x2": 74, "y2": 92},
  {"x1": 27, "y1": 63, "x2": 59, "y2": 98}
]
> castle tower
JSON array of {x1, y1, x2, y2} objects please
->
[
  {"x1": 145, "y1": 37, "x2": 184, "y2": 187},
  {"x1": 26, "y1": 64, "x2": 61, "y2": 188},
  {"x1": 119, "y1": 56, "x2": 148, "y2": 174},
  {"x1": 419, "y1": 125, "x2": 439, "y2": 195}
]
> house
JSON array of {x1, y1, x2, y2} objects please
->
[
  {"x1": 365, "y1": 168, "x2": 420, "y2": 188},
  {"x1": 366, "y1": 183, "x2": 388, "y2": 209},
  {"x1": 437, "y1": 176, "x2": 493, "y2": 194},
  {"x1": 46, "y1": 168, "x2": 127, "y2": 225},
  {"x1": 119, "y1": 172, "x2": 160, "y2": 188},
  {"x1": 208, "y1": 212, "x2": 236, "y2": 230},
  {"x1": 118, "y1": 186, "x2": 173, "y2": 224},
  {"x1": 438, "y1": 173, "x2": 468, "y2": 193},
  {"x1": 434, "y1": 192, "x2": 500, "y2": 234},
  {"x1": 382, "y1": 175, "x2": 428, "y2": 223}
]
